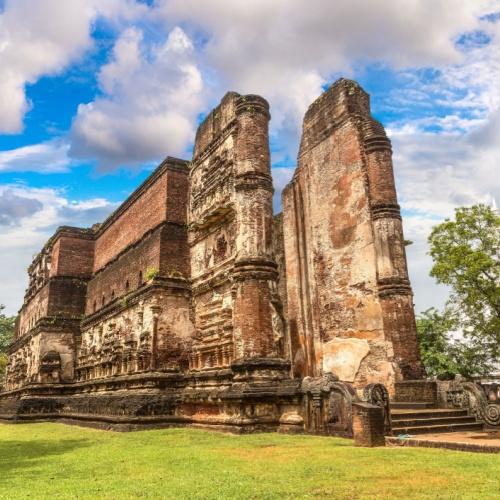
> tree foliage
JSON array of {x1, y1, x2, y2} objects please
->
[
  {"x1": 0, "y1": 304, "x2": 15, "y2": 353},
  {"x1": 0, "y1": 304, "x2": 16, "y2": 380},
  {"x1": 428, "y1": 204, "x2": 500, "y2": 360},
  {"x1": 416, "y1": 308, "x2": 492, "y2": 379}
]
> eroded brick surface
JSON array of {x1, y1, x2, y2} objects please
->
[
  {"x1": 282, "y1": 79, "x2": 424, "y2": 392},
  {"x1": 1, "y1": 79, "x2": 424, "y2": 435}
]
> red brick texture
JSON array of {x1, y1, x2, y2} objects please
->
[
  {"x1": 5, "y1": 80, "x2": 426, "y2": 439},
  {"x1": 282, "y1": 78, "x2": 424, "y2": 391},
  {"x1": 352, "y1": 402, "x2": 386, "y2": 447}
]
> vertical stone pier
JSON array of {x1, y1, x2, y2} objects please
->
[
  {"x1": 232, "y1": 95, "x2": 279, "y2": 362},
  {"x1": 282, "y1": 78, "x2": 424, "y2": 391},
  {"x1": 362, "y1": 114, "x2": 425, "y2": 380},
  {"x1": 189, "y1": 92, "x2": 287, "y2": 381}
]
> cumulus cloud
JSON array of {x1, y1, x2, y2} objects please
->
[
  {"x1": 0, "y1": 140, "x2": 72, "y2": 173},
  {"x1": 0, "y1": 0, "x2": 147, "y2": 133},
  {"x1": 393, "y1": 113, "x2": 499, "y2": 312},
  {"x1": 70, "y1": 26, "x2": 204, "y2": 170},
  {"x1": 0, "y1": 190, "x2": 43, "y2": 225},
  {"x1": 0, "y1": 184, "x2": 118, "y2": 314},
  {"x1": 2, "y1": 0, "x2": 500, "y2": 316},
  {"x1": 156, "y1": 0, "x2": 492, "y2": 159},
  {"x1": 65, "y1": 0, "x2": 495, "y2": 168},
  {"x1": 387, "y1": 19, "x2": 500, "y2": 312}
]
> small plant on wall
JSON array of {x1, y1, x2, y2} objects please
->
[{"x1": 145, "y1": 267, "x2": 159, "y2": 281}]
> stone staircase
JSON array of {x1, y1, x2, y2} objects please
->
[
  {"x1": 390, "y1": 381, "x2": 484, "y2": 436},
  {"x1": 391, "y1": 405, "x2": 483, "y2": 435}
]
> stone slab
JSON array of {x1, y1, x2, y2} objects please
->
[{"x1": 386, "y1": 431, "x2": 500, "y2": 454}]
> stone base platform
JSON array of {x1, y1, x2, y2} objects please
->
[{"x1": 386, "y1": 431, "x2": 500, "y2": 454}]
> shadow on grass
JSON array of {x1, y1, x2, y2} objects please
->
[{"x1": 0, "y1": 438, "x2": 91, "y2": 476}]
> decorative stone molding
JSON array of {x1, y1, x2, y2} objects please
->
[
  {"x1": 234, "y1": 172, "x2": 274, "y2": 192},
  {"x1": 301, "y1": 374, "x2": 359, "y2": 437},
  {"x1": 447, "y1": 380, "x2": 499, "y2": 427},
  {"x1": 235, "y1": 94, "x2": 270, "y2": 119},
  {"x1": 370, "y1": 203, "x2": 402, "y2": 221},
  {"x1": 363, "y1": 383, "x2": 391, "y2": 434},
  {"x1": 362, "y1": 118, "x2": 392, "y2": 154}
]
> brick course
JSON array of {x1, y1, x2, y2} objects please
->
[{"x1": 2, "y1": 80, "x2": 425, "y2": 441}]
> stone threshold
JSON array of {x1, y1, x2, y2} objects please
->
[{"x1": 386, "y1": 431, "x2": 500, "y2": 454}]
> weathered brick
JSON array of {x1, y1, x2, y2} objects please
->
[{"x1": 2, "y1": 79, "x2": 425, "y2": 435}]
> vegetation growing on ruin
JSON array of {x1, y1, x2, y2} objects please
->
[
  {"x1": 0, "y1": 304, "x2": 15, "y2": 381},
  {"x1": 416, "y1": 308, "x2": 492, "y2": 379},
  {"x1": 0, "y1": 424, "x2": 498, "y2": 499},
  {"x1": 145, "y1": 267, "x2": 159, "y2": 281}
]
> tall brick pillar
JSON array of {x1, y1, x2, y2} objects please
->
[
  {"x1": 362, "y1": 118, "x2": 425, "y2": 379},
  {"x1": 282, "y1": 78, "x2": 424, "y2": 390},
  {"x1": 232, "y1": 95, "x2": 281, "y2": 363}
]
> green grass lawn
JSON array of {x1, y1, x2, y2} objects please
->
[{"x1": 0, "y1": 423, "x2": 499, "y2": 499}]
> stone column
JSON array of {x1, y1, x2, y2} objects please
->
[
  {"x1": 150, "y1": 304, "x2": 161, "y2": 370},
  {"x1": 228, "y1": 95, "x2": 291, "y2": 384},
  {"x1": 362, "y1": 118, "x2": 425, "y2": 380},
  {"x1": 232, "y1": 95, "x2": 279, "y2": 361}
]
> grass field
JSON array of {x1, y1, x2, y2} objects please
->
[{"x1": 1, "y1": 423, "x2": 499, "y2": 499}]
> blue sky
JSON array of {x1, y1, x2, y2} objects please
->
[{"x1": 0, "y1": 0, "x2": 499, "y2": 315}]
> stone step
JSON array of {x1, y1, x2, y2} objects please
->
[
  {"x1": 390, "y1": 402, "x2": 436, "y2": 409},
  {"x1": 391, "y1": 422, "x2": 484, "y2": 435},
  {"x1": 392, "y1": 415, "x2": 477, "y2": 428},
  {"x1": 391, "y1": 409, "x2": 469, "y2": 420}
]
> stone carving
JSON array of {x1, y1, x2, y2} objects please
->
[
  {"x1": 301, "y1": 374, "x2": 359, "y2": 436},
  {"x1": 39, "y1": 351, "x2": 62, "y2": 384},
  {"x1": 363, "y1": 383, "x2": 391, "y2": 434},
  {"x1": 1, "y1": 79, "x2": 426, "y2": 435},
  {"x1": 447, "y1": 380, "x2": 499, "y2": 428}
]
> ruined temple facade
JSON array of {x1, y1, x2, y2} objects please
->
[{"x1": 0, "y1": 79, "x2": 425, "y2": 434}]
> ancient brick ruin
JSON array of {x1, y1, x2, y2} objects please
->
[{"x1": 1, "y1": 79, "x2": 431, "y2": 436}]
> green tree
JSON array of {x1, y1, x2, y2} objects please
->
[
  {"x1": 0, "y1": 304, "x2": 16, "y2": 380},
  {"x1": 416, "y1": 308, "x2": 492, "y2": 379},
  {"x1": 428, "y1": 204, "x2": 500, "y2": 360},
  {"x1": 416, "y1": 308, "x2": 456, "y2": 378}
]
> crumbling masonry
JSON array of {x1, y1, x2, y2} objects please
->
[{"x1": 0, "y1": 79, "x2": 427, "y2": 435}]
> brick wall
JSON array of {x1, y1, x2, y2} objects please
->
[
  {"x1": 394, "y1": 380, "x2": 437, "y2": 403},
  {"x1": 47, "y1": 277, "x2": 88, "y2": 319},
  {"x1": 17, "y1": 230, "x2": 94, "y2": 338},
  {"x1": 50, "y1": 234, "x2": 94, "y2": 277},
  {"x1": 84, "y1": 223, "x2": 190, "y2": 317},
  {"x1": 192, "y1": 92, "x2": 238, "y2": 158},
  {"x1": 17, "y1": 284, "x2": 50, "y2": 338},
  {"x1": 93, "y1": 160, "x2": 188, "y2": 272},
  {"x1": 85, "y1": 228, "x2": 162, "y2": 315},
  {"x1": 93, "y1": 176, "x2": 167, "y2": 272},
  {"x1": 352, "y1": 402, "x2": 386, "y2": 447}
]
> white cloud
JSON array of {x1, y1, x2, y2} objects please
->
[
  {"x1": 0, "y1": 0, "x2": 147, "y2": 133},
  {"x1": 0, "y1": 184, "x2": 117, "y2": 314},
  {"x1": 2, "y1": 0, "x2": 500, "y2": 318},
  {"x1": 156, "y1": 0, "x2": 493, "y2": 159},
  {"x1": 0, "y1": 140, "x2": 72, "y2": 173},
  {"x1": 70, "y1": 26, "x2": 204, "y2": 170},
  {"x1": 370, "y1": 21, "x2": 500, "y2": 317},
  {"x1": 393, "y1": 114, "x2": 499, "y2": 312},
  {"x1": 271, "y1": 166, "x2": 295, "y2": 212}
]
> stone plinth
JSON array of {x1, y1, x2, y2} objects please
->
[{"x1": 352, "y1": 402, "x2": 386, "y2": 447}]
